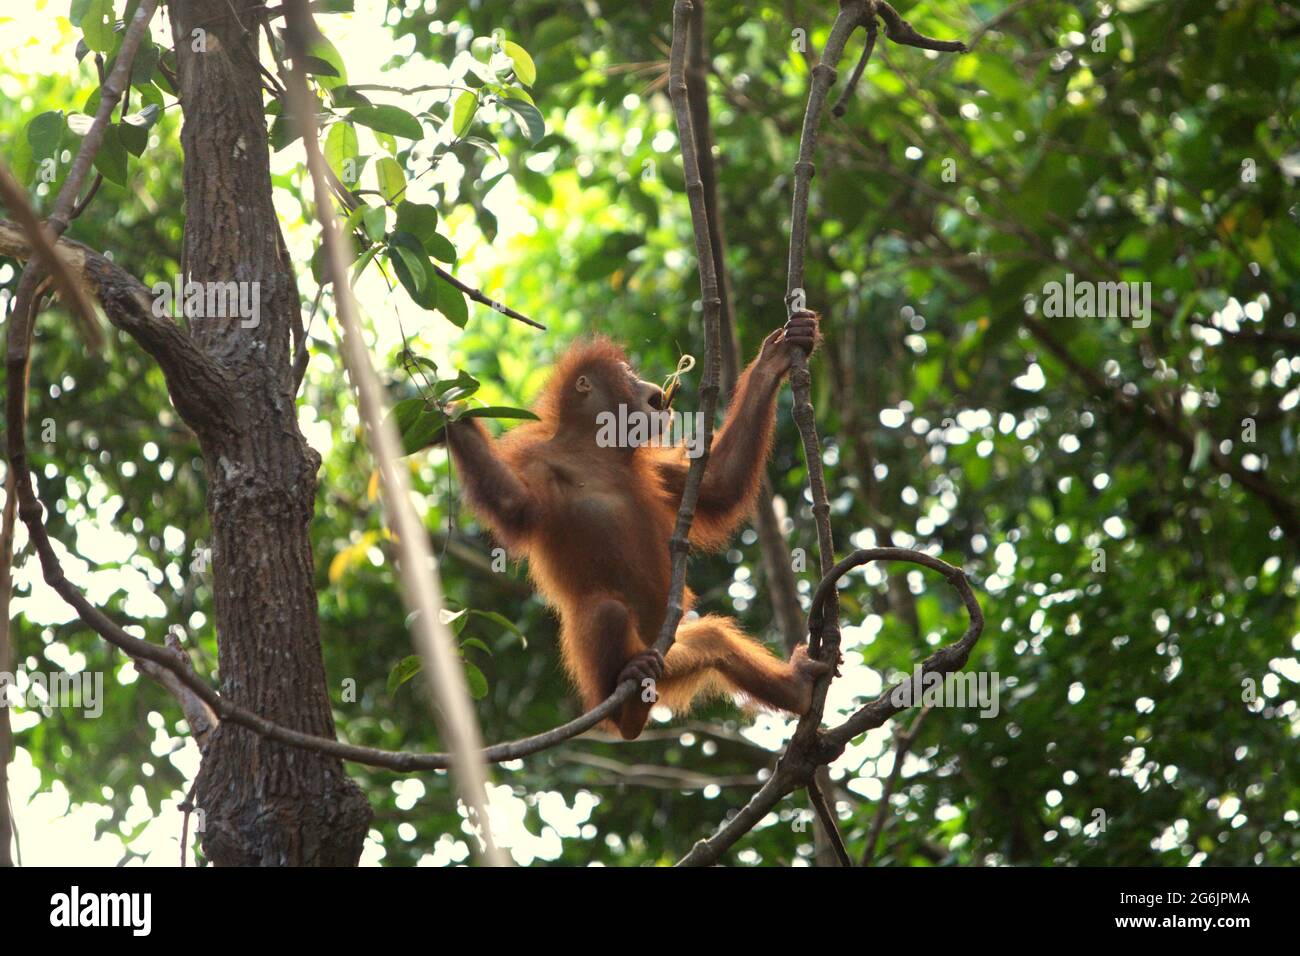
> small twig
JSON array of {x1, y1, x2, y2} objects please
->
[
  {"x1": 0, "y1": 165, "x2": 102, "y2": 351},
  {"x1": 807, "y1": 776, "x2": 852, "y2": 866},
  {"x1": 831, "y1": 16, "x2": 878, "y2": 117},
  {"x1": 68, "y1": 174, "x2": 103, "y2": 222},
  {"x1": 179, "y1": 777, "x2": 200, "y2": 867},
  {"x1": 877, "y1": 1, "x2": 969, "y2": 53},
  {"x1": 292, "y1": 284, "x2": 324, "y2": 391},
  {"x1": 428, "y1": 262, "x2": 546, "y2": 330},
  {"x1": 651, "y1": 0, "x2": 724, "y2": 670}
]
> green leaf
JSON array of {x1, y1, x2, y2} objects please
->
[
  {"x1": 324, "y1": 121, "x2": 359, "y2": 186},
  {"x1": 460, "y1": 637, "x2": 492, "y2": 656},
  {"x1": 300, "y1": 55, "x2": 340, "y2": 78},
  {"x1": 461, "y1": 406, "x2": 540, "y2": 422},
  {"x1": 395, "y1": 200, "x2": 438, "y2": 244},
  {"x1": 424, "y1": 232, "x2": 457, "y2": 265},
  {"x1": 501, "y1": 85, "x2": 534, "y2": 106},
  {"x1": 387, "y1": 655, "x2": 422, "y2": 696},
  {"x1": 119, "y1": 120, "x2": 148, "y2": 156},
  {"x1": 361, "y1": 204, "x2": 387, "y2": 243},
  {"x1": 132, "y1": 82, "x2": 164, "y2": 113},
  {"x1": 500, "y1": 98, "x2": 544, "y2": 144},
  {"x1": 452, "y1": 91, "x2": 478, "y2": 138},
  {"x1": 459, "y1": 136, "x2": 500, "y2": 160},
  {"x1": 463, "y1": 662, "x2": 489, "y2": 700},
  {"x1": 92, "y1": 125, "x2": 128, "y2": 185},
  {"x1": 387, "y1": 233, "x2": 437, "y2": 309},
  {"x1": 130, "y1": 42, "x2": 160, "y2": 85},
  {"x1": 327, "y1": 85, "x2": 372, "y2": 109},
  {"x1": 350, "y1": 105, "x2": 423, "y2": 140},
  {"x1": 435, "y1": 370, "x2": 480, "y2": 402},
  {"x1": 26, "y1": 111, "x2": 65, "y2": 159},
  {"x1": 269, "y1": 114, "x2": 302, "y2": 152},
  {"x1": 306, "y1": 35, "x2": 348, "y2": 90},
  {"x1": 475, "y1": 205, "x2": 498, "y2": 241},
  {"x1": 375, "y1": 156, "x2": 406, "y2": 203},
  {"x1": 351, "y1": 243, "x2": 380, "y2": 285},
  {"x1": 124, "y1": 102, "x2": 162, "y2": 129},
  {"x1": 9, "y1": 131, "x2": 35, "y2": 187},
  {"x1": 434, "y1": 276, "x2": 468, "y2": 328},
  {"x1": 82, "y1": 0, "x2": 115, "y2": 53},
  {"x1": 386, "y1": 398, "x2": 447, "y2": 455},
  {"x1": 390, "y1": 244, "x2": 427, "y2": 293},
  {"x1": 503, "y1": 41, "x2": 537, "y2": 86},
  {"x1": 469, "y1": 610, "x2": 526, "y2": 648}
]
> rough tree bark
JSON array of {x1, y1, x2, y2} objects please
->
[{"x1": 168, "y1": 0, "x2": 370, "y2": 865}]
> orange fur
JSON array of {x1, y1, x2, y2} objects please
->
[{"x1": 445, "y1": 321, "x2": 822, "y2": 739}]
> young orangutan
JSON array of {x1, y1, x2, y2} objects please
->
[{"x1": 444, "y1": 310, "x2": 827, "y2": 739}]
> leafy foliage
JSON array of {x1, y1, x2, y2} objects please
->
[{"x1": 0, "y1": 0, "x2": 1296, "y2": 866}]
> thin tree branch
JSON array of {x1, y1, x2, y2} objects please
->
[
  {"x1": 876, "y1": 1, "x2": 969, "y2": 52},
  {"x1": 427, "y1": 261, "x2": 546, "y2": 331},
  {"x1": 0, "y1": 168, "x2": 102, "y2": 355},
  {"x1": 684, "y1": 0, "x2": 805, "y2": 652},
  {"x1": 281, "y1": 0, "x2": 505, "y2": 865},
  {"x1": 783, "y1": 0, "x2": 871, "y2": 743},
  {"x1": 831, "y1": 16, "x2": 878, "y2": 117},
  {"x1": 807, "y1": 775, "x2": 852, "y2": 865},
  {"x1": 681, "y1": 1, "x2": 975, "y2": 864},
  {"x1": 558, "y1": 752, "x2": 763, "y2": 790},
  {"x1": 0, "y1": 218, "x2": 237, "y2": 433},
  {"x1": 650, "y1": 0, "x2": 723, "y2": 667}
]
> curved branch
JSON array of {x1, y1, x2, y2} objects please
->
[
  {"x1": 783, "y1": 0, "x2": 869, "y2": 740},
  {"x1": 682, "y1": 0, "x2": 977, "y2": 865},
  {"x1": 831, "y1": 16, "x2": 878, "y2": 118},
  {"x1": 650, "y1": 0, "x2": 724, "y2": 661},
  {"x1": 0, "y1": 169, "x2": 100, "y2": 350},
  {"x1": 0, "y1": 219, "x2": 236, "y2": 434},
  {"x1": 815, "y1": 548, "x2": 984, "y2": 749}
]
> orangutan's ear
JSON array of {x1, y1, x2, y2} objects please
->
[{"x1": 575, "y1": 375, "x2": 593, "y2": 395}]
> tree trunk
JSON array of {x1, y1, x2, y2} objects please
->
[{"x1": 169, "y1": 0, "x2": 370, "y2": 865}]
